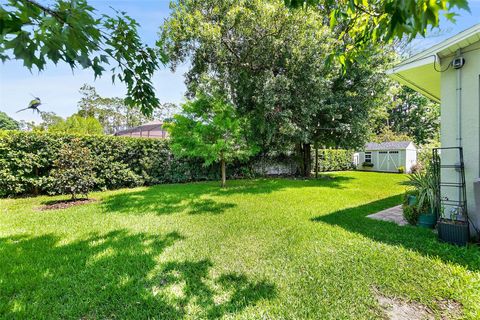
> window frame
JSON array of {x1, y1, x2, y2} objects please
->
[{"x1": 365, "y1": 152, "x2": 372, "y2": 163}]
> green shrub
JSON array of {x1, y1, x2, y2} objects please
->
[
  {"x1": 402, "y1": 191, "x2": 420, "y2": 225},
  {"x1": 397, "y1": 166, "x2": 405, "y2": 173},
  {"x1": 50, "y1": 139, "x2": 96, "y2": 200},
  {"x1": 0, "y1": 131, "x2": 356, "y2": 197},
  {"x1": 315, "y1": 149, "x2": 354, "y2": 172},
  {"x1": 0, "y1": 131, "x2": 262, "y2": 196},
  {"x1": 362, "y1": 162, "x2": 374, "y2": 168},
  {"x1": 402, "y1": 204, "x2": 419, "y2": 225}
]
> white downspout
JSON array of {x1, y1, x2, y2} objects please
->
[
  {"x1": 456, "y1": 50, "x2": 463, "y2": 210},
  {"x1": 456, "y1": 50, "x2": 462, "y2": 149}
]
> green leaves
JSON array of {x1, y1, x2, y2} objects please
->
[
  {"x1": 50, "y1": 138, "x2": 96, "y2": 200},
  {"x1": 0, "y1": 111, "x2": 19, "y2": 130},
  {"x1": 285, "y1": 0, "x2": 470, "y2": 67},
  {"x1": 167, "y1": 94, "x2": 258, "y2": 170},
  {"x1": 0, "y1": 0, "x2": 162, "y2": 115}
]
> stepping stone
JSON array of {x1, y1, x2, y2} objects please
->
[{"x1": 367, "y1": 205, "x2": 408, "y2": 226}]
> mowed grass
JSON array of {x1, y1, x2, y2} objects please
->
[{"x1": 1, "y1": 171, "x2": 479, "y2": 319}]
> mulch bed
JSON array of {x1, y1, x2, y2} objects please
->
[{"x1": 38, "y1": 198, "x2": 97, "y2": 211}]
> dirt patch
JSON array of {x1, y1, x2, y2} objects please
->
[
  {"x1": 436, "y1": 299, "x2": 463, "y2": 319},
  {"x1": 374, "y1": 289, "x2": 462, "y2": 320},
  {"x1": 38, "y1": 198, "x2": 97, "y2": 211}
]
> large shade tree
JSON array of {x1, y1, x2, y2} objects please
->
[
  {"x1": 160, "y1": 0, "x2": 394, "y2": 176},
  {"x1": 1, "y1": 0, "x2": 466, "y2": 117},
  {"x1": 386, "y1": 86, "x2": 440, "y2": 145}
]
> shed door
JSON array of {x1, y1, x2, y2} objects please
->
[{"x1": 378, "y1": 151, "x2": 400, "y2": 172}]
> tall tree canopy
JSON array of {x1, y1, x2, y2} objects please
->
[
  {"x1": 386, "y1": 86, "x2": 440, "y2": 145},
  {"x1": 160, "y1": 0, "x2": 394, "y2": 175},
  {"x1": 0, "y1": 111, "x2": 19, "y2": 130},
  {"x1": 0, "y1": 0, "x2": 162, "y2": 114},
  {"x1": 371, "y1": 85, "x2": 440, "y2": 145}
]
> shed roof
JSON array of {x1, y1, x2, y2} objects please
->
[
  {"x1": 386, "y1": 23, "x2": 480, "y2": 102},
  {"x1": 365, "y1": 141, "x2": 415, "y2": 150}
]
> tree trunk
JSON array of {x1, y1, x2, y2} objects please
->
[
  {"x1": 34, "y1": 167, "x2": 39, "y2": 195},
  {"x1": 315, "y1": 147, "x2": 319, "y2": 179},
  {"x1": 303, "y1": 143, "x2": 311, "y2": 178},
  {"x1": 296, "y1": 143, "x2": 312, "y2": 178},
  {"x1": 220, "y1": 158, "x2": 226, "y2": 188}
]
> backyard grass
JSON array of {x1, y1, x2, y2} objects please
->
[{"x1": 1, "y1": 171, "x2": 479, "y2": 319}]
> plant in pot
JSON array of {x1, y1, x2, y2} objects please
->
[
  {"x1": 362, "y1": 162, "x2": 374, "y2": 168},
  {"x1": 437, "y1": 205, "x2": 469, "y2": 246},
  {"x1": 402, "y1": 190, "x2": 420, "y2": 225},
  {"x1": 407, "y1": 167, "x2": 438, "y2": 228}
]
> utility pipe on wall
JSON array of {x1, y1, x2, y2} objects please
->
[
  {"x1": 456, "y1": 50, "x2": 463, "y2": 149},
  {"x1": 456, "y1": 51, "x2": 463, "y2": 206}
]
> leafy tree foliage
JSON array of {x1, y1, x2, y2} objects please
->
[
  {"x1": 161, "y1": 0, "x2": 393, "y2": 176},
  {"x1": 30, "y1": 111, "x2": 103, "y2": 135},
  {"x1": 49, "y1": 115, "x2": 104, "y2": 135},
  {"x1": 76, "y1": 84, "x2": 175, "y2": 134},
  {"x1": 0, "y1": 111, "x2": 19, "y2": 130},
  {"x1": 50, "y1": 138, "x2": 96, "y2": 200},
  {"x1": 166, "y1": 94, "x2": 257, "y2": 187},
  {"x1": 285, "y1": 0, "x2": 469, "y2": 66},
  {"x1": 386, "y1": 86, "x2": 439, "y2": 145},
  {"x1": 0, "y1": 0, "x2": 162, "y2": 115},
  {"x1": 370, "y1": 85, "x2": 440, "y2": 145},
  {"x1": 370, "y1": 126, "x2": 414, "y2": 144},
  {"x1": 37, "y1": 111, "x2": 64, "y2": 130}
]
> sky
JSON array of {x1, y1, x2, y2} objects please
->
[{"x1": 1, "y1": 0, "x2": 480, "y2": 123}]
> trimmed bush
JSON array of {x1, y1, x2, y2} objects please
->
[
  {"x1": 0, "y1": 131, "x2": 244, "y2": 197},
  {"x1": 402, "y1": 191, "x2": 420, "y2": 225},
  {"x1": 50, "y1": 139, "x2": 96, "y2": 200},
  {"x1": 0, "y1": 131, "x2": 356, "y2": 197},
  {"x1": 315, "y1": 149, "x2": 354, "y2": 172}
]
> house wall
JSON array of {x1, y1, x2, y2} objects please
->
[{"x1": 440, "y1": 41, "x2": 480, "y2": 230}]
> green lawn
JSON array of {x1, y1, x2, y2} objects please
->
[{"x1": 1, "y1": 171, "x2": 479, "y2": 319}]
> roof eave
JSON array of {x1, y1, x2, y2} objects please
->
[{"x1": 388, "y1": 72, "x2": 440, "y2": 103}]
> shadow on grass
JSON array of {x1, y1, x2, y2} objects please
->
[
  {"x1": 0, "y1": 230, "x2": 276, "y2": 319},
  {"x1": 102, "y1": 175, "x2": 354, "y2": 215},
  {"x1": 312, "y1": 195, "x2": 480, "y2": 272}
]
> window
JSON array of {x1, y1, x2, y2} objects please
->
[
  {"x1": 390, "y1": 151, "x2": 399, "y2": 154},
  {"x1": 379, "y1": 151, "x2": 387, "y2": 154},
  {"x1": 365, "y1": 152, "x2": 372, "y2": 163}
]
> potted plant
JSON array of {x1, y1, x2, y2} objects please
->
[
  {"x1": 402, "y1": 190, "x2": 419, "y2": 225},
  {"x1": 437, "y1": 205, "x2": 469, "y2": 246},
  {"x1": 407, "y1": 167, "x2": 438, "y2": 228},
  {"x1": 362, "y1": 162, "x2": 374, "y2": 169}
]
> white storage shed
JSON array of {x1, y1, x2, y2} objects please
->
[{"x1": 355, "y1": 141, "x2": 417, "y2": 173}]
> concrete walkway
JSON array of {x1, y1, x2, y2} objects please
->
[{"x1": 367, "y1": 205, "x2": 408, "y2": 226}]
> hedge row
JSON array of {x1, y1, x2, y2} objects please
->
[
  {"x1": 315, "y1": 149, "x2": 355, "y2": 172},
  {"x1": 0, "y1": 131, "x2": 355, "y2": 197},
  {"x1": 0, "y1": 131, "x2": 253, "y2": 197}
]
